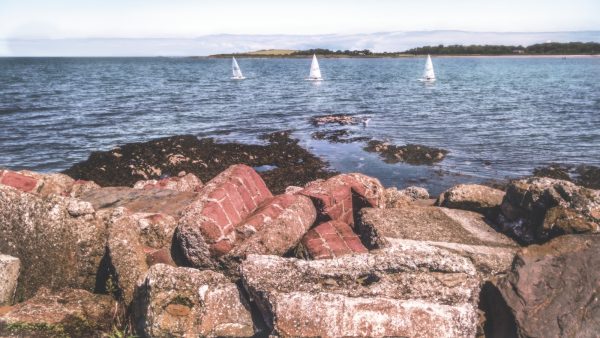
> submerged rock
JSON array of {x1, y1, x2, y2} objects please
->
[
  {"x1": 364, "y1": 139, "x2": 448, "y2": 165},
  {"x1": 491, "y1": 235, "x2": 600, "y2": 337},
  {"x1": 63, "y1": 131, "x2": 335, "y2": 194},
  {"x1": 0, "y1": 288, "x2": 115, "y2": 338},
  {"x1": 498, "y1": 177, "x2": 600, "y2": 243},
  {"x1": 533, "y1": 163, "x2": 600, "y2": 189},
  {"x1": 132, "y1": 264, "x2": 255, "y2": 337},
  {"x1": 309, "y1": 114, "x2": 361, "y2": 126},
  {"x1": 311, "y1": 129, "x2": 371, "y2": 143}
]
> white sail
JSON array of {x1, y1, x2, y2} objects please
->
[
  {"x1": 308, "y1": 54, "x2": 322, "y2": 80},
  {"x1": 231, "y1": 57, "x2": 245, "y2": 79},
  {"x1": 423, "y1": 54, "x2": 435, "y2": 81}
]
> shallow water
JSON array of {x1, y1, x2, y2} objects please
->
[{"x1": 1, "y1": 56, "x2": 599, "y2": 194}]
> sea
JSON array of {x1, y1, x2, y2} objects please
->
[{"x1": 1, "y1": 56, "x2": 599, "y2": 194}]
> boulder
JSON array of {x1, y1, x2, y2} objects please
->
[
  {"x1": 223, "y1": 194, "x2": 316, "y2": 264},
  {"x1": 491, "y1": 235, "x2": 600, "y2": 337},
  {"x1": 241, "y1": 244, "x2": 480, "y2": 338},
  {"x1": 299, "y1": 173, "x2": 385, "y2": 226},
  {"x1": 79, "y1": 186, "x2": 198, "y2": 217},
  {"x1": 176, "y1": 164, "x2": 273, "y2": 268},
  {"x1": 0, "y1": 169, "x2": 99, "y2": 198},
  {"x1": 133, "y1": 264, "x2": 255, "y2": 337},
  {"x1": 498, "y1": 177, "x2": 600, "y2": 243},
  {"x1": 436, "y1": 184, "x2": 505, "y2": 214},
  {"x1": 105, "y1": 209, "x2": 178, "y2": 304},
  {"x1": 357, "y1": 206, "x2": 517, "y2": 276},
  {"x1": 0, "y1": 255, "x2": 20, "y2": 306},
  {"x1": 0, "y1": 185, "x2": 108, "y2": 300},
  {"x1": 0, "y1": 288, "x2": 115, "y2": 337},
  {"x1": 384, "y1": 186, "x2": 430, "y2": 208},
  {"x1": 300, "y1": 220, "x2": 368, "y2": 259},
  {"x1": 133, "y1": 172, "x2": 203, "y2": 192}
]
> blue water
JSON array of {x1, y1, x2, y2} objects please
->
[{"x1": 1, "y1": 57, "x2": 599, "y2": 193}]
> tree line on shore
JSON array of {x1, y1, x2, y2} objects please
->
[
  {"x1": 403, "y1": 42, "x2": 600, "y2": 55},
  {"x1": 212, "y1": 42, "x2": 600, "y2": 57}
]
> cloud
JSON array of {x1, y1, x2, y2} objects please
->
[{"x1": 2, "y1": 30, "x2": 599, "y2": 56}]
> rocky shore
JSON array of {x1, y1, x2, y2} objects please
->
[{"x1": 1, "y1": 133, "x2": 600, "y2": 337}]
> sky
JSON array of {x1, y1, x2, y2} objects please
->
[{"x1": 1, "y1": 0, "x2": 599, "y2": 55}]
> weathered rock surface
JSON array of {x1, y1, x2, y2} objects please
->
[
  {"x1": 79, "y1": 186, "x2": 197, "y2": 217},
  {"x1": 106, "y1": 209, "x2": 178, "y2": 304},
  {"x1": 300, "y1": 220, "x2": 367, "y2": 259},
  {"x1": 498, "y1": 177, "x2": 600, "y2": 243},
  {"x1": 357, "y1": 206, "x2": 517, "y2": 276},
  {"x1": 0, "y1": 255, "x2": 20, "y2": 306},
  {"x1": 133, "y1": 172, "x2": 203, "y2": 192},
  {"x1": 133, "y1": 264, "x2": 255, "y2": 338},
  {"x1": 241, "y1": 245, "x2": 480, "y2": 338},
  {"x1": 0, "y1": 169, "x2": 99, "y2": 198},
  {"x1": 299, "y1": 173, "x2": 385, "y2": 226},
  {"x1": 0, "y1": 288, "x2": 115, "y2": 338},
  {"x1": 176, "y1": 164, "x2": 273, "y2": 268},
  {"x1": 384, "y1": 186, "x2": 429, "y2": 208},
  {"x1": 0, "y1": 185, "x2": 107, "y2": 299},
  {"x1": 492, "y1": 235, "x2": 600, "y2": 337},
  {"x1": 436, "y1": 184, "x2": 505, "y2": 214}
]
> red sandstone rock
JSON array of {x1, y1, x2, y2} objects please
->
[
  {"x1": 0, "y1": 170, "x2": 99, "y2": 197},
  {"x1": 177, "y1": 164, "x2": 273, "y2": 268},
  {"x1": 299, "y1": 173, "x2": 385, "y2": 226},
  {"x1": 224, "y1": 194, "x2": 316, "y2": 264},
  {"x1": 301, "y1": 220, "x2": 367, "y2": 259},
  {"x1": 133, "y1": 172, "x2": 203, "y2": 192}
]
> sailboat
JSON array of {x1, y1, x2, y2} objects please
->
[
  {"x1": 422, "y1": 54, "x2": 435, "y2": 82},
  {"x1": 307, "y1": 54, "x2": 323, "y2": 81},
  {"x1": 231, "y1": 57, "x2": 245, "y2": 80}
]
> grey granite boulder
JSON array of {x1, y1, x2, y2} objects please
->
[
  {"x1": 132, "y1": 264, "x2": 255, "y2": 337},
  {"x1": 0, "y1": 255, "x2": 20, "y2": 306},
  {"x1": 436, "y1": 184, "x2": 505, "y2": 214},
  {"x1": 240, "y1": 243, "x2": 480, "y2": 338},
  {"x1": 357, "y1": 206, "x2": 518, "y2": 277},
  {"x1": 0, "y1": 185, "x2": 108, "y2": 299}
]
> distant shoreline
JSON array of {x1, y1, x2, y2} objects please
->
[{"x1": 206, "y1": 54, "x2": 599, "y2": 59}]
